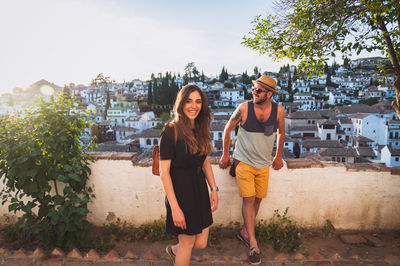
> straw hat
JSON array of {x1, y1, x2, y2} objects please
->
[{"x1": 252, "y1": 75, "x2": 277, "y2": 94}]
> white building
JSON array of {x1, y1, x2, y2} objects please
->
[
  {"x1": 381, "y1": 145, "x2": 400, "y2": 167},
  {"x1": 350, "y1": 113, "x2": 387, "y2": 146}
]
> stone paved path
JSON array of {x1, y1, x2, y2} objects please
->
[{"x1": 0, "y1": 247, "x2": 399, "y2": 266}]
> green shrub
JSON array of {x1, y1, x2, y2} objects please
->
[
  {"x1": 0, "y1": 95, "x2": 94, "y2": 250},
  {"x1": 256, "y1": 208, "x2": 301, "y2": 252}
]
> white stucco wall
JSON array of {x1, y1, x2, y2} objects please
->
[{"x1": 1, "y1": 160, "x2": 400, "y2": 230}]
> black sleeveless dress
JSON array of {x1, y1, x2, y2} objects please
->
[{"x1": 159, "y1": 125, "x2": 213, "y2": 235}]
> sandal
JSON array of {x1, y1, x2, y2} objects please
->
[
  {"x1": 236, "y1": 232, "x2": 250, "y2": 248},
  {"x1": 166, "y1": 245, "x2": 176, "y2": 265}
]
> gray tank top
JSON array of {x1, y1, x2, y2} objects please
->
[{"x1": 233, "y1": 101, "x2": 278, "y2": 169}]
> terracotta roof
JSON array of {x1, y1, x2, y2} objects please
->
[
  {"x1": 349, "y1": 113, "x2": 372, "y2": 119},
  {"x1": 114, "y1": 126, "x2": 138, "y2": 132},
  {"x1": 290, "y1": 125, "x2": 319, "y2": 132},
  {"x1": 387, "y1": 145, "x2": 400, "y2": 156},
  {"x1": 333, "y1": 104, "x2": 375, "y2": 114},
  {"x1": 99, "y1": 120, "x2": 111, "y2": 126},
  {"x1": 287, "y1": 111, "x2": 323, "y2": 119},
  {"x1": 302, "y1": 140, "x2": 344, "y2": 149},
  {"x1": 318, "y1": 147, "x2": 358, "y2": 157},
  {"x1": 131, "y1": 128, "x2": 161, "y2": 138},
  {"x1": 357, "y1": 147, "x2": 376, "y2": 157},
  {"x1": 339, "y1": 118, "x2": 352, "y2": 124},
  {"x1": 211, "y1": 123, "x2": 225, "y2": 131}
]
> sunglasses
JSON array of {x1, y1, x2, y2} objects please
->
[{"x1": 252, "y1": 87, "x2": 269, "y2": 94}]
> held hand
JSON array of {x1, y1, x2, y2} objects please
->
[
  {"x1": 210, "y1": 190, "x2": 219, "y2": 212},
  {"x1": 219, "y1": 154, "x2": 230, "y2": 169},
  {"x1": 171, "y1": 207, "x2": 186, "y2": 230},
  {"x1": 271, "y1": 156, "x2": 284, "y2": 170}
]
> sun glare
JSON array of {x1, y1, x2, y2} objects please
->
[{"x1": 40, "y1": 84, "x2": 55, "y2": 96}]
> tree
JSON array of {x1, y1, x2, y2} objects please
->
[
  {"x1": 242, "y1": 0, "x2": 400, "y2": 115},
  {"x1": 0, "y1": 96, "x2": 94, "y2": 250},
  {"x1": 184, "y1": 62, "x2": 199, "y2": 82},
  {"x1": 219, "y1": 66, "x2": 229, "y2": 82},
  {"x1": 90, "y1": 73, "x2": 112, "y2": 120}
]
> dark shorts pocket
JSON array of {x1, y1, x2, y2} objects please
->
[{"x1": 229, "y1": 159, "x2": 240, "y2": 177}]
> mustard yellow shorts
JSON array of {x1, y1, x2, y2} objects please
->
[{"x1": 235, "y1": 162, "x2": 270, "y2": 198}]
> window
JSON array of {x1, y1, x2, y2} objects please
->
[
  {"x1": 337, "y1": 157, "x2": 341, "y2": 162},
  {"x1": 396, "y1": 157, "x2": 399, "y2": 162},
  {"x1": 332, "y1": 157, "x2": 335, "y2": 161},
  {"x1": 218, "y1": 132, "x2": 222, "y2": 140},
  {"x1": 146, "y1": 139, "x2": 151, "y2": 145},
  {"x1": 342, "y1": 157, "x2": 346, "y2": 162},
  {"x1": 285, "y1": 142, "x2": 288, "y2": 146},
  {"x1": 327, "y1": 133, "x2": 331, "y2": 140},
  {"x1": 153, "y1": 139, "x2": 158, "y2": 145}
]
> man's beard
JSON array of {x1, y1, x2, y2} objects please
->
[{"x1": 254, "y1": 95, "x2": 268, "y2": 105}]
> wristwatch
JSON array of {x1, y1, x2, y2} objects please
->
[{"x1": 211, "y1": 186, "x2": 219, "y2": 192}]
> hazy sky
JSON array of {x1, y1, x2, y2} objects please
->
[
  {"x1": 0, "y1": 0, "x2": 379, "y2": 94},
  {"x1": 0, "y1": 0, "x2": 288, "y2": 93}
]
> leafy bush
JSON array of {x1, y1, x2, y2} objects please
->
[
  {"x1": 256, "y1": 208, "x2": 301, "y2": 252},
  {"x1": 0, "y1": 96, "x2": 95, "y2": 250}
]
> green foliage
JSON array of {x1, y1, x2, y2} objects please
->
[
  {"x1": 322, "y1": 219, "x2": 336, "y2": 237},
  {"x1": 224, "y1": 80, "x2": 234, "y2": 88},
  {"x1": 0, "y1": 95, "x2": 94, "y2": 250},
  {"x1": 220, "y1": 66, "x2": 229, "y2": 82},
  {"x1": 360, "y1": 97, "x2": 380, "y2": 106},
  {"x1": 151, "y1": 72, "x2": 179, "y2": 105},
  {"x1": 255, "y1": 208, "x2": 301, "y2": 252},
  {"x1": 160, "y1": 112, "x2": 170, "y2": 123},
  {"x1": 242, "y1": 0, "x2": 399, "y2": 77}
]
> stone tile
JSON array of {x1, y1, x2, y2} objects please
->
[
  {"x1": 271, "y1": 263, "x2": 302, "y2": 266},
  {"x1": 51, "y1": 248, "x2": 65, "y2": 257},
  {"x1": 4, "y1": 259, "x2": 35, "y2": 266},
  {"x1": 85, "y1": 249, "x2": 100, "y2": 259},
  {"x1": 213, "y1": 263, "x2": 242, "y2": 266},
  {"x1": 190, "y1": 263, "x2": 212, "y2": 266},
  {"x1": 67, "y1": 248, "x2": 83, "y2": 259},
  {"x1": 294, "y1": 253, "x2": 307, "y2": 260},
  {"x1": 361, "y1": 234, "x2": 385, "y2": 247},
  {"x1": 142, "y1": 251, "x2": 157, "y2": 260},
  {"x1": 331, "y1": 262, "x2": 360, "y2": 266},
  {"x1": 384, "y1": 254, "x2": 399, "y2": 262},
  {"x1": 152, "y1": 263, "x2": 173, "y2": 266},
  {"x1": 12, "y1": 248, "x2": 28, "y2": 258},
  {"x1": 104, "y1": 250, "x2": 120, "y2": 260},
  {"x1": 201, "y1": 253, "x2": 213, "y2": 261},
  {"x1": 309, "y1": 253, "x2": 325, "y2": 260},
  {"x1": 362, "y1": 262, "x2": 390, "y2": 266},
  {"x1": 124, "y1": 250, "x2": 139, "y2": 259},
  {"x1": 0, "y1": 248, "x2": 12, "y2": 257},
  {"x1": 244, "y1": 262, "x2": 272, "y2": 266},
  {"x1": 274, "y1": 253, "x2": 289, "y2": 261},
  {"x1": 31, "y1": 248, "x2": 45, "y2": 258},
  {"x1": 339, "y1": 234, "x2": 368, "y2": 245},
  {"x1": 36, "y1": 258, "x2": 64, "y2": 266},
  {"x1": 330, "y1": 253, "x2": 342, "y2": 260},
  {"x1": 120, "y1": 263, "x2": 151, "y2": 266},
  {"x1": 304, "y1": 262, "x2": 331, "y2": 266},
  {"x1": 64, "y1": 261, "x2": 94, "y2": 266},
  {"x1": 236, "y1": 252, "x2": 248, "y2": 261}
]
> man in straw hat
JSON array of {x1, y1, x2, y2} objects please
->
[{"x1": 219, "y1": 75, "x2": 285, "y2": 265}]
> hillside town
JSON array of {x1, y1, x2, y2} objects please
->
[{"x1": 1, "y1": 56, "x2": 399, "y2": 167}]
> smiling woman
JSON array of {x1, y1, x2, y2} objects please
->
[{"x1": 158, "y1": 83, "x2": 218, "y2": 265}]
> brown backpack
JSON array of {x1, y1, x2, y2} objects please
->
[{"x1": 152, "y1": 123, "x2": 178, "y2": 176}]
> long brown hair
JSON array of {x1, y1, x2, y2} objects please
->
[{"x1": 173, "y1": 84, "x2": 213, "y2": 155}]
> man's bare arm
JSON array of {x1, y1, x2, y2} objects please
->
[
  {"x1": 219, "y1": 105, "x2": 243, "y2": 168},
  {"x1": 222, "y1": 107, "x2": 242, "y2": 156}
]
